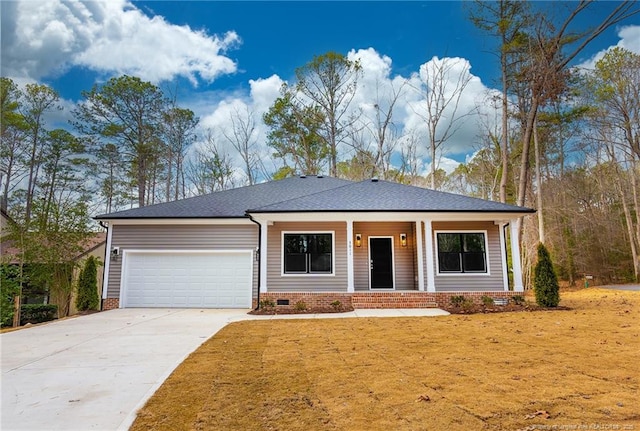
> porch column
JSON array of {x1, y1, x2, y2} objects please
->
[
  {"x1": 346, "y1": 219, "x2": 354, "y2": 292},
  {"x1": 424, "y1": 219, "x2": 436, "y2": 292},
  {"x1": 498, "y1": 222, "x2": 509, "y2": 291},
  {"x1": 415, "y1": 220, "x2": 425, "y2": 291},
  {"x1": 509, "y1": 218, "x2": 524, "y2": 292},
  {"x1": 260, "y1": 221, "x2": 269, "y2": 293}
]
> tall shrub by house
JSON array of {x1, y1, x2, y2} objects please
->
[
  {"x1": 76, "y1": 256, "x2": 99, "y2": 311},
  {"x1": 534, "y1": 243, "x2": 560, "y2": 307}
]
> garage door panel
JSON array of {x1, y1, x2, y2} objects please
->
[{"x1": 123, "y1": 252, "x2": 252, "y2": 308}]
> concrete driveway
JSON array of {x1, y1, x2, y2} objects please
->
[
  {"x1": 1, "y1": 307, "x2": 448, "y2": 431},
  {"x1": 1, "y1": 308, "x2": 257, "y2": 431},
  {"x1": 600, "y1": 284, "x2": 640, "y2": 291}
]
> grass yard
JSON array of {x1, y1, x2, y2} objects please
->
[{"x1": 132, "y1": 289, "x2": 639, "y2": 431}]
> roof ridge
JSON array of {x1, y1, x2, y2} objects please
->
[
  {"x1": 246, "y1": 177, "x2": 354, "y2": 212},
  {"x1": 359, "y1": 179, "x2": 527, "y2": 209}
]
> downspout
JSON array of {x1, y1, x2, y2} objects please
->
[
  {"x1": 503, "y1": 223, "x2": 510, "y2": 290},
  {"x1": 98, "y1": 220, "x2": 109, "y2": 310},
  {"x1": 248, "y1": 214, "x2": 261, "y2": 310}
]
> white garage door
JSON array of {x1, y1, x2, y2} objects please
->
[{"x1": 122, "y1": 251, "x2": 252, "y2": 308}]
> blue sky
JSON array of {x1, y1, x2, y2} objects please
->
[{"x1": 2, "y1": 1, "x2": 639, "y2": 176}]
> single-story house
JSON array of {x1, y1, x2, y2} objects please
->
[{"x1": 95, "y1": 176, "x2": 534, "y2": 310}]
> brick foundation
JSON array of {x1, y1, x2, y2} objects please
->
[
  {"x1": 102, "y1": 298, "x2": 120, "y2": 310},
  {"x1": 352, "y1": 292, "x2": 437, "y2": 309},
  {"x1": 254, "y1": 292, "x2": 354, "y2": 311},
  {"x1": 432, "y1": 291, "x2": 520, "y2": 307},
  {"x1": 105, "y1": 292, "x2": 520, "y2": 311},
  {"x1": 253, "y1": 291, "x2": 522, "y2": 310}
]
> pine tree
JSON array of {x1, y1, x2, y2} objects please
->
[
  {"x1": 534, "y1": 243, "x2": 560, "y2": 307},
  {"x1": 76, "y1": 256, "x2": 99, "y2": 311}
]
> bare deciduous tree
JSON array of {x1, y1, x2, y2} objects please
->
[
  {"x1": 411, "y1": 56, "x2": 474, "y2": 189},
  {"x1": 186, "y1": 130, "x2": 235, "y2": 195},
  {"x1": 223, "y1": 106, "x2": 260, "y2": 185},
  {"x1": 355, "y1": 78, "x2": 408, "y2": 180}
]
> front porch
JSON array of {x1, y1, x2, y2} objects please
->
[{"x1": 253, "y1": 213, "x2": 526, "y2": 304}]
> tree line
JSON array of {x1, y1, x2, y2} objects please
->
[{"x1": 1, "y1": 0, "x2": 638, "y2": 317}]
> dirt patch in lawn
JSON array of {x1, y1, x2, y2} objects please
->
[{"x1": 131, "y1": 288, "x2": 640, "y2": 431}]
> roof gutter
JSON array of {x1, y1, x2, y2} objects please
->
[{"x1": 247, "y1": 214, "x2": 262, "y2": 311}]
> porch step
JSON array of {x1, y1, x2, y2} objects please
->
[{"x1": 351, "y1": 292, "x2": 438, "y2": 309}]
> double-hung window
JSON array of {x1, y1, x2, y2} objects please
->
[
  {"x1": 437, "y1": 232, "x2": 487, "y2": 273},
  {"x1": 283, "y1": 233, "x2": 333, "y2": 274}
]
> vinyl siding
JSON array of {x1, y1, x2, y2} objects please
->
[
  {"x1": 430, "y1": 221, "x2": 505, "y2": 292},
  {"x1": 107, "y1": 224, "x2": 258, "y2": 299},
  {"x1": 353, "y1": 222, "x2": 417, "y2": 291},
  {"x1": 267, "y1": 222, "x2": 347, "y2": 292}
]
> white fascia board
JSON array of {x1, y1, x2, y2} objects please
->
[
  {"x1": 98, "y1": 218, "x2": 254, "y2": 226},
  {"x1": 249, "y1": 211, "x2": 532, "y2": 223},
  {"x1": 99, "y1": 211, "x2": 532, "y2": 225}
]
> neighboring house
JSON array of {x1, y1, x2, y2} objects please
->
[
  {"x1": 95, "y1": 176, "x2": 534, "y2": 310},
  {"x1": 1, "y1": 231, "x2": 106, "y2": 314},
  {"x1": 1, "y1": 208, "x2": 14, "y2": 239}
]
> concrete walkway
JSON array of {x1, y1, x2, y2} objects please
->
[{"x1": 1, "y1": 307, "x2": 448, "y2": 431}]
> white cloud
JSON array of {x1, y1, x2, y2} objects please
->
[
  {"x1": 576, "y1": 25, "x2": 640, "y2": 71},
  {"x1": 618, "y1": 25, "x2": 640, "y2": 53},
  {"x1": 1, "y1": 0, "x2": 239, "y2": 84},
  {"x1": 348, "y1": 47, "x2": 393, "y2": 83},
  {"x1": 427, "y1": 157, "x2": 462, "y2": 175},
  {"x1": 249, "y1": 75, "x2": 285, "y2": 115}
]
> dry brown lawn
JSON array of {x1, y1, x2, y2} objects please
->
[{"x1": 132, "y1": 288, "x2": 639, "y2": 431}]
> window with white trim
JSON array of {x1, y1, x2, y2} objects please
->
[
  {"x1": 283, "y1": 233, "x2": 333, "y2": 274},
  {"x1": 437, "y1": 232, "x2": 487, "y2": 273}
]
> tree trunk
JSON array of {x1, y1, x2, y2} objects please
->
[
  {"x1": 329, "y1": 121, "x2": 337, "y2": 177},
  {"x1": 166, "y1": 148, "x2": 173, "y2": 203},
  {"x1": 516, "y1": 98, "x2": 538, "y2": 209},
  {"x1": 137, "y1": 157, "x2": 146, "y2": 207},
  {"x1": 630, "y1": 159, "x2": 640, "y2": 280},
  {"x1": 534, "y1": 118, "x2": 545, "y2": 244},
  {"x1": 12, "y1": 295, "x2": 21, "y2": 327},
  {"x1": 631, "y1": 159, "x2": 640, "y2": 259},
  {"x1": 499, "y1": 47, "x2": 509, "y2": 204},
  {"x1": 619, "y1": 186, "x2": 639, "y2": 281},
  {"x1": 430, "y1": 139, "x2": 436, "y2": 189},
  {"x1": 25, "y1": 120, "x2": 41, "y2": 227}
]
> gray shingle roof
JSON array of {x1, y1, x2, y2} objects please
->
[
  {"x1": 249, "y1": 179, "x2": 534, "y2": 213},
  {"x1": 95, "y1": 176, "x2": 534, "y2": 220},
  {"x1": 94, "y1": 176, "x2": 350, "y2": 219}
]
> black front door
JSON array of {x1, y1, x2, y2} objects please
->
[{"x1": 370, "y1": 237, "x2": 393, "y2": 289}]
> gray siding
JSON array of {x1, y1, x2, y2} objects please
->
[
  {"x1": 353, "y1": 222, "x2": 417, "y2": 291},
  {"x1": 431, "y1": 221, "x2": 505, "y2": 292},
  {"x1": 267, "y1": 222, "x2": 347, "y2": 292},
  {"x1": 107, "y1": 224, "x2": 258, "y2": 299}
]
